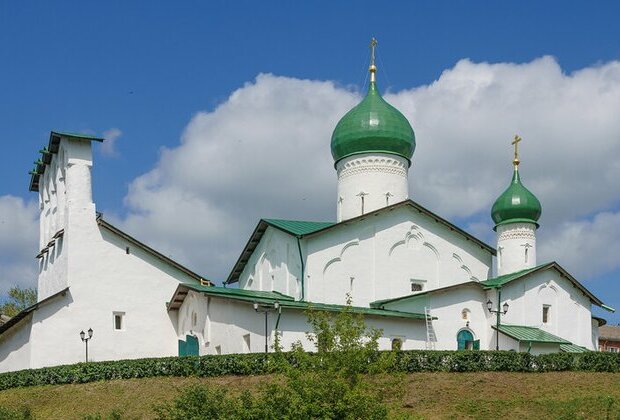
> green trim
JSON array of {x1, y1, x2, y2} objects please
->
[
  {"x1": 333, "y1": 150, "x2": 412, "y2": 166},
  {"x1": 493, "y1": 324, "x2": 570, "y2": 344},
  {"x1": 493, "y1": 218, "x2": 539, "y2": 229},
  {"x1": 50, "y1": 131, "x2": 105, "y2": 142},
  {"x1": 601, "y1": 304, "x2": 616, "y2": 313}
]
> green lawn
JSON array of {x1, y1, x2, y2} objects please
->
[{"x1": 0, "y1": 372, "x2": 619, "y2": 419}]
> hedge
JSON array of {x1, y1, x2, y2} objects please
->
[{"x1": 0, "y1": 350, "x2": 618, "y2": 391}]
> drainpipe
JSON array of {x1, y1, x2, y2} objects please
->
[{"x1": 296, "y1": 237, "x2": 305, "y2": 301}]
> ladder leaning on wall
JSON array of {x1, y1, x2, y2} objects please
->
[{"x1": 424, "y1": 307, "x2": 437, "y2": 350}]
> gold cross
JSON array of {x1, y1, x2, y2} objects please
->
[
  {"x1": 511, "y1": 134, "x2": 522, "y2": 166},
  {"x1": 369, "y1": 37, "x2": 378, "y2": 82}
]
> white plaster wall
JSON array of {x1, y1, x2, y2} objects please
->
[
  {"x1": 496, "y1": 222, "x2": 537, "y2": 275},
  {"x1": 304, "y1": 206, "x2": 492, "y2": 307},
  {"x1": 498, "y1": 270, "x2": 594, "y2": 349},
  {"x1": 336, "y1": 153, "x2": 409, "y2": 222},
  {"x1": 238, "y1": 227, "x2": 302, "y2": 299},
  {"x1": 380, "y1": 284, "x2": 491, "y2": 350},
  {"x1": 0, "y1": 315, "x2": 33, "y2": 373},
  {"x1": 20, "y1": 136, "x2": 201, "y2": 370},
  {"x1": 176, "y1": 294, "x2": 428, "y2": 355}
]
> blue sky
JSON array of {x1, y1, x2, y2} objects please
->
[{"x1": 1, "y1": 1, "x2": 619, "y2": 324}]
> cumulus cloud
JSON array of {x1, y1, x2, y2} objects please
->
[
  {"x1": 0, "y1": 196, "x2": 39, "y2": 293},
  {"x1": 100, "y1": 128, "x2": 122, "y2": 157},
  {"x1": 111, "y1": 58, "x2": 620, "y2": 283}
]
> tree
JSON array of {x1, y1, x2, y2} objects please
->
[
  {"x1": 0, "y1": 286, "x2": 37, "y2": 318},
  {"x1": 156, "y1": 295, "x2": 396, "y2": 419}
]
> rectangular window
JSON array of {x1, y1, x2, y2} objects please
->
[
  {"x1": 542, "y1": 305, "x2": 550, "y2": 324},
  {"x1": 215, "y1": 345, "x2": 222, "y2": 355},
  {"x1": 608, "y1": 347, "x2": 619, "y2": 353},
  {"x1": 113, "y1": 312, "x2": 125, "y2": 331},
  {"x1": 410, "y1": 280, "x2": 425, "y2": 292}
]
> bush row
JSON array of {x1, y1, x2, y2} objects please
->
[{"x1": 0, "y1": 350, "x2": 618, "y2": 391}]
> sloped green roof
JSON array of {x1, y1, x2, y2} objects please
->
[
  {"x1": 494, "y1": 324, "x2": 570, "y2": 344},
  {"x1": 182, "y1": 283, "x2": 295, "y2": 302},
  {"x1": 264, "y1": 219, "x2": 335, "y2": 236},
  {"x1": 169, "y1": 283, "x2": 425, "y2": 320},
  {"x1": 51, "y1": 131, "x2": 105, "y2": 142},
  {"x1": 560, "y1": 343, "x2": 589, "y2": 353},
  {"x1": 480, "y1": 264, "x2": 548, "y2": 288}
]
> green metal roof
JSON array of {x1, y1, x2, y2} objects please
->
[
  {"x1": 170, "y1": 283, "x2": 426, "y2": 320},
  {"x1": 494, "y1": 324, "x2": 570, "y2": 344},
  {"x1": 491, "y1": 167, "x2": 542, "y2": 229},
  {"x1": 264, "y1": 219, "x2": 335, "y2": 236},
  {"x1": 480, "y1": 261, "x2": 609, "y2": 309},
  {"x1": 50, "y1": 131, "x2": 105, "y2": 142},
  {"x1": 560, "y1": 343, "x2": 589, "y2": 353},
  {"x1": 480, "y1": 264, "x2": 547, "y2": 288},
  {"x1": 330, "y1": 81, "x2": 415, "y2": 165}
]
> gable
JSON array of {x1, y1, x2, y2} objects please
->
[{"x1": 226, "y1": 199, "x2": 494, "y2": 285}]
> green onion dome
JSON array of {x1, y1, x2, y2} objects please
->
[
  {"x1": 491, "y1": 168, "x2": 542, "y2": 229},
  {"x1": 330, "y1": 81, "x2": 415, "y2": 165}
]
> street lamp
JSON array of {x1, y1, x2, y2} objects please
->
[
  {"x1": 487, "y1": 297, "x2": 509, "y2": 351},
  {"x1": 79, "y1": 328, "x2": 93, "y2": 362},
  {"x1": 253, "y1": 301, "x2": 280, "y2": 353}
]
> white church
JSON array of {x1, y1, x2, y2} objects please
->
[{"x1": 0, "y1": 46, "x2": 615, "y2": 372}]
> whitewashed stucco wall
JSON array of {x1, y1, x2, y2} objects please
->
[
  {"x1": 238, "y1": 227, "x2": 303, "y2": 299},
  {"x1": 176, "y1": 292, "x2": 428, "y2": 355},
  {"x1": 0, "y1": 314, "x2": 34, "y2": 373},
  {"x1": 499, "y1": 270, "x2": 594, "y2": 349},
  {"x1": 304, "y1": 205, "x2": 493, "y2": 307}
]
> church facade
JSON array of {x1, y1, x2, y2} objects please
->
[{"x1": 0, "y1": 48, "x2": 613, "y2": 372}]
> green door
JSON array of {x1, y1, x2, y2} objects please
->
[
  {"x1": 457, "y1": 330, "x2": 474, "y2": 350},
  {"x1": 178, "y1": 335, "x2": 199, "y2": 356}
]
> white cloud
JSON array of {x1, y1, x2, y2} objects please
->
[
  {"x1": 539, "y1": 211, "x2": 620, "y2": 280},
  {"x1": 0, "y1": 196, "x2": 39, "y2": 293},
  {"x1": 100, "y1": 128, "x2": 122, "y2": 157},
  {"x1": 102, "y1": 59, "x2": 620, "y2": 283}
]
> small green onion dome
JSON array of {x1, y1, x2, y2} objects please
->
[
  {"x1": 491, "y1": 168, "x2": 542, "y2": 230},
  {"x1": 330, "y1": 81, "x2": 415, "y2": 165}
]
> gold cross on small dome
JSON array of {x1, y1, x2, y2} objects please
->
[
  {"x1": 369, "y1": 37, "x2": 378, "y2": 82},
  {"x1": 512, "y1": 134, "x2": 522, "y2": 167}
]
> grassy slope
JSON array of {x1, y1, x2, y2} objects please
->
[{"x1": 1, "y1": 372, "x2": 620, "y2": 419}]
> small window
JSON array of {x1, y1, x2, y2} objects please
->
[
  {"x1": 192, "y1": 311, "x2": 197, "y2": 327},
  {"x1": 410, "y1": 282, "x2": 424, "y2": 292},
  {"x1": 113, "y1": 312, "x2": 125, "y2": 331},
  {"x1": 215, "y1": 345, "x2": 222, "y2": 355},
  {"x1": 391, "y1": 338, "x2": 403, "y2": 351},
  {"x1": 542, "y1": 305, "x2": 550, "y2": 324}
]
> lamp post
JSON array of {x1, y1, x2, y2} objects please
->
[
  {"x1": 79, "y1": 328, "x2": 93, "y2": 362},
  {"x1": 253, "y1": 301, "x2": 280, "y2": 353},
  {"x1": 486, "y1": 294, "x2": 509, "y2": 351}
]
